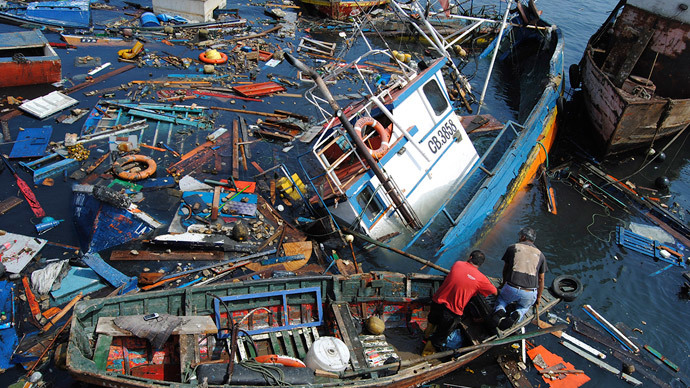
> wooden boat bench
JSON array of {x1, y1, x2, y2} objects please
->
[{"x1": 92, "y1": 316, "x2": 217, "y2": 374}]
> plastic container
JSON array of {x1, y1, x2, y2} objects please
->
[
  {"x1": 140, "y1": 12, "x2": 160, "y2": 27},
  {"x1": 305, "y1": 336, "x2": 350, "y2": 372}
]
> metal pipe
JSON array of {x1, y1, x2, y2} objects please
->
[
  {"x1": 478, "y1": 0, "x2": 513, "y2": 113},
  {"x1": 285, "y1": 53, "x2": 420, "y2": 229}
]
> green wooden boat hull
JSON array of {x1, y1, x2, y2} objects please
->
[{"x1": 67, "y1": 272, "x2": 559, "y2": 387}]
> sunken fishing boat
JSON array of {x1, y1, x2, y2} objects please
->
[
  {"x1": 0, "y1": 29, "x2": 61, "y2": 88},
  {"x1": 298, "y1": 0, "x2": 389, "y2": 20},
  {"x1": 573, "y1": 0, "x2": 690, "y2": 156},
  {"x1": 291, "y1": 0, "x2": 564, "y2": 270},
  {"x1": 66, "y1": 271, "x2": 562, "y2": 387},
  {"x1": 0, "y1": 0, "x2": 90, "y2": 28}
]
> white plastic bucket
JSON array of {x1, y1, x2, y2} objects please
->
[{"x1": 305, "y1": 336, "x2": 350, "y2": 372}]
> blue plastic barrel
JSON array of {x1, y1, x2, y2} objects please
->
[{"x1": 140, "y1": 12, "x2": 160, "y2": 27}]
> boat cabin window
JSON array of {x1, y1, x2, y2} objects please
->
[
  {"x1": 423, "y1": 79, "x2": 449, "y2": 116},
  {"x1": 355, "y1": 185, "x2": 384, "y2": 223}
]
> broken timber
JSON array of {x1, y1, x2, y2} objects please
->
[
  {"x1": 210, "y1": 106, "x2": 289, "y2": 118},
  {"x1": 166, "y1": 131, "x2": 231, "y2": 176},
  {"x1": 110, "y1": 250, "x2": 224, "y2": 261},
  {"x1": 298, "y1": 37, "x2": 336, "y2": 56},
  {"x1": 65, "y1": 65, "x2": 136, "y2": 94},
  {"x1": 0, "y1": 196, "x2": 23, "y2": 215}
]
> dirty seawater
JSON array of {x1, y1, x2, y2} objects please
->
[{"x1": 0, "y1": 0, "x2": 689, "y2": 387}]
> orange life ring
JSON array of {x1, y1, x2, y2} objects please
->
[
  {"x1": 199, "y1": 51, "x2": 228, "y2": 64},
  {"x1": 112, "y1": 154, "x2": 157, "y2": 181},
  {"x1": 354, "y1": 117, "x2": 391, "y2": 159},
  {"x1": 254, "y1": 354, "x2": 306, "y2": 368}
]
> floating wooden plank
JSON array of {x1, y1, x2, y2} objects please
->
[
  {"x1": 461, "y1": 114, "x2": 504, "y2": 133},
  {"x1": 255, "y1": 129, "x2": 294, "y2": 142},
  {"x1": 211, "y1": 186, "x2": 221, "y2": 221},
  {"x1": 0, "y1": 196, "x2": 23, "y2": 215},
  {"x1": 644, "y1": 345, "x2": 679, "y2": 372},
  {"x1": 497, "y1": 355, "x2": 533, "y2": 388},
  {"x1": 611, "y1": 351, "x2": 671, "y2": 388},
  {"x1": 232, "y1": 82, "x2": 286, "y2": 97},
  {"x1": 65, "y1": 64, "x2": 136, "y2": 94},
  {"x1": 211, "y1": 106, "x2": 288, "y2": 119},
  {"x1": 232, "y1": 119, "x2": 239, "y2": 178},
  {"x1": 166, "y1": 131, "x2": 231, "y2": 176},
  {"x1": 82, "y1": 252, "x2": 138, "y2": 294},
  {"x1": 560, "y1": 341, "x2": 642, "y2": 386},
  {"x1": 96, "y1": 316, "x2": 217, "y2": 336}
]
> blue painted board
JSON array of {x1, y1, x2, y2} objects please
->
[
  {"x1": 82, "y1": 252, "x2": 138, "y2": 295},
  {"x1": 9, "y1": 126, "x2": 52, "y2": 159},
  {"x1": 0, "y1": 281, "x2": 17, "y2": 370},
  {"x1": 51, "y1": 267, "x2": 106, "y2": 305}
]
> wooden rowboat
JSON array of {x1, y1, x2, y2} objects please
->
[{"x1": 67, "y1": 271, "x2": 561, "y2": 387}]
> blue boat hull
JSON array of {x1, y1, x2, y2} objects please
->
[
  {"x1": 72, "y1": 191, "x2": 155, "y2": 254},
  {"x1": 0, "y1": 1, "x2": 90, "y2": 28},
  {"x1": 431, "y1": 26, "x2": 565, "y2": 270}
]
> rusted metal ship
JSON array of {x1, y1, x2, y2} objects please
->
[{"x1": 574, "y1": 0, "x2": 690, "y2": 156}]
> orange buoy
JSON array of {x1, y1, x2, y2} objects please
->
[
  {"x1": 199, "y1": 49, "x2": 228, "y2": 64},
  {"x1": 354, "y1": 117, "x2": 391, "y2": 159},
  {"x1": 255, "y1": 354, "x2": 306, "y2": 368},
  {"x1": 112, "y1": 154, "x2": 157, "y2": 181}
]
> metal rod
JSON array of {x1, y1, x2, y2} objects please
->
[
  {"x1": 478, "y1": 0, "x2": 513, "y2": 112},
  {"x1": 344, "y1": 227, "x2": 449, "y2": 274}
]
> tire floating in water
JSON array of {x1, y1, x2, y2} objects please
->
[{"x1": 551, "y1": 275, "x2": 582, "y2": 302}]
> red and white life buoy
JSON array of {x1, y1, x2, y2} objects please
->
[
  {"x1": 255, "y1": 354, "x2": 306, "y2": 368},
  {"x1": 354, "y1": 117, "x2": 391, "y2": 159}
]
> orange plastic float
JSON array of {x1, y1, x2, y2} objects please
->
[
  {"x1": 354, "y1": 117, "x2": 391, "y2": 159},
  {"x1": 254, "y1": 354, "x2": 306, "y2": 368},
  {"x1": 199, "y1": 49, "x2": 228, "y2": 64},
  {"x1": 112, "y1": 154, "x2": 157, "y2": 181}
]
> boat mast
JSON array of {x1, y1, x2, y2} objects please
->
[
  {"x1": 285, "y1": 53, "x2": 422, "y2": 230},
  {"x1": 478, "y1": 0, "x2": 513, "y2": 113}
]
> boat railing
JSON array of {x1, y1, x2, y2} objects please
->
[
  {"x1": 403, "y1": 120, "x2": 523, "y2": 251},
  {"x1": 302, "y1": 47, "x2": 415, "y2": 126}
]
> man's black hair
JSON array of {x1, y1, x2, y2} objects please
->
[
  {"x1": 468, "y1": 250, "x2": 485, "y2": 266},
  {"x1": 519, "y1": 227, "x2": 537, "y2": 242}
]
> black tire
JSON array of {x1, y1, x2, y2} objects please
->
[
  {"x1": 551, "y1": 275, "x2": 582, "y2": 302},
  {"x1": 569, "y1": 64, "x2": 581, "y2": 89}
]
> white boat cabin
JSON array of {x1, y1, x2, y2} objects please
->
[{"x1": 310, "y1": 58, "x2": 479, "y2": 240}]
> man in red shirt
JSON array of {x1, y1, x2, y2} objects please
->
[{"x1": 427, "y1": 250, "x2": 498, "y2": 351}]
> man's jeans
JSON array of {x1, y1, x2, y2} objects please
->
[{"x1": 494, "y1": 283, "x2": 537, "y2": 321}]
